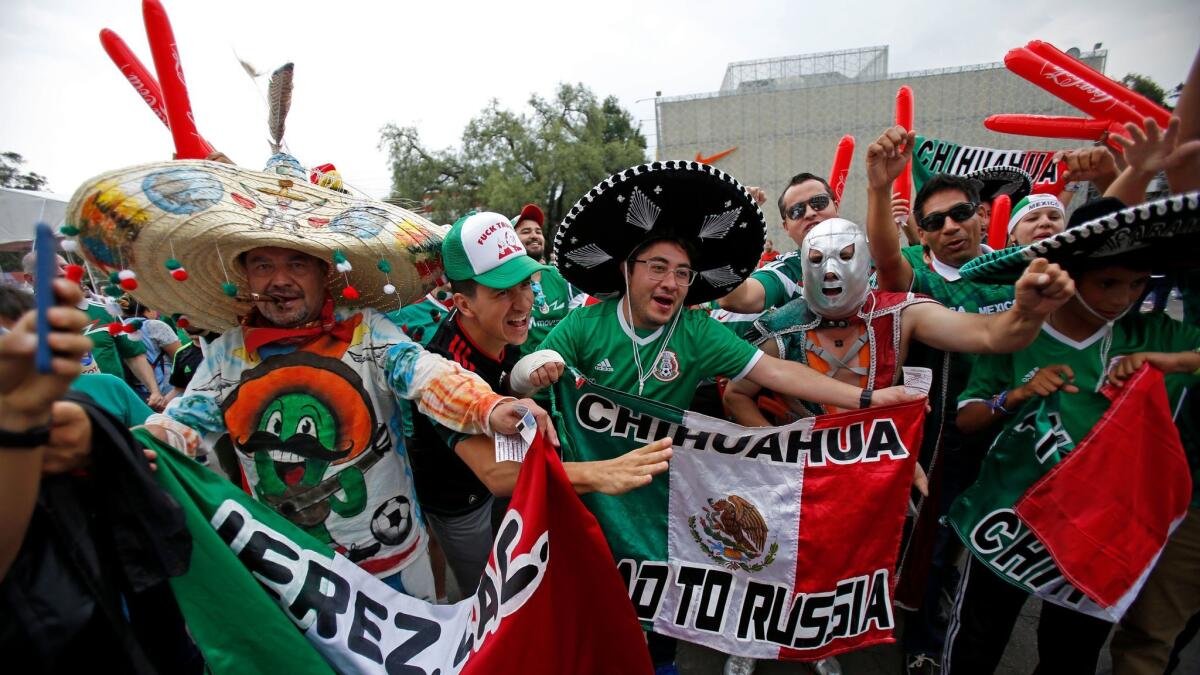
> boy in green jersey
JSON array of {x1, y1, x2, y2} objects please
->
[{"x1": 946, "y1": 194, "x2": 1200, "y2": 674}]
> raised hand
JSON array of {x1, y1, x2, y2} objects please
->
[
  {"x1": 1115, "y1": 117, "x2": 1200, "y2": 176},
  {"x1": 1054, "y1": 146, "x2": 1119, "y2": 192},
  {"x1": 1013, "y1": 258, "x2": 1075, "y2": 318},
  {"x1": 866, "y1": 126, "x2": 916, "y2": 190}
]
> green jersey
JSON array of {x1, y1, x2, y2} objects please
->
[
  {"x1": 749, "y1": 251, "x2": 803, "y2": 310},
  {"x1": 903, "y1": 245, "x2": 1014, "y2": 395},
  {"x1": 82, "y1": 300, "x2": 146, "y2": 378},
  {"x1": 523, "y1": 267, "x2": 587, "y2": 357},
  {"x1": 384, "y1": 291, "x2": 451, "y2": 346},
  {"x1": 70, "y1": 373, "x2": 154, "y2": 426},
  {"x1": 960, "y1": 313, "x2": 1200, "y2": 447},
  {"x1": 539, "y1": 298, "x2": 762, "y2": 409}
]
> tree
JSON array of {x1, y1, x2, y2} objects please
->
[
  {"x1": 1120, "y1": 73, "x2": 1177, "y2": 111},
  {"x1": 0, "y1": 152, "x2": 49, "y2": 191},
  {"x1": 380, "y1": 83, "x2": 647, "y2": 241}
]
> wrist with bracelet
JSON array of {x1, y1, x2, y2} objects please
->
[
  {"x1": 986, "y1": 389, "x2": 1014, "y2": 415},
  {"x1": 859, "y1": 388, "x2": 873, "y2": 409},
  {"x1": 0, "y1": 410, "x2": 52, "y2": 450}
]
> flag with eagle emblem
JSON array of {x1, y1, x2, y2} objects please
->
[{"x1": 552, "y1": 376, "x2": 926, "y2": 661}]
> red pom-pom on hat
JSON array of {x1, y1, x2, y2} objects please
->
[
  {"x1": 120, "y1": 278, "x2": 139, "y2": 291},
  {"x1": 171, "y1": 268, "x2": 189, "y2": 281},
  {"x1": 65, "y1": 264, "x2": 84, "y2": 283},
  {"x1": 341, "y1": 285, "x2": 360, "y2": 301}
]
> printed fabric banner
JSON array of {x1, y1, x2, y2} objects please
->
[
  {"x1": 947, "y1": 367, "x2": 1192, "y2": 622},
  {"x1": 143, "y1": 428, "x2": 651, "y2": 675},
  {"x1": 912, "y1": 134, "x2": 1062, "y2": 194},
  {"x1": 552, "y1": 376, "x2": 926, "y2": 661}
]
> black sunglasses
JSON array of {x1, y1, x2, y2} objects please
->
[
  {"x1": 918, "y1": 202, "x2": 978, "y2": 232},
  {"x1": 785, "y1": 194, "x2": 833, "y2": 221}
]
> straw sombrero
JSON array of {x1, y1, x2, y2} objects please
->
[
  {"x1": 959, "y1": 192, "x2": 1200, "y2": 283},
  {"x1": 962, "y1": 165, "x2": 1033, "y2": 206},
  {"x1": 63, "y1": 156, "x2": 446, "y2": 331},
  {"x1": 551, "y1": 160, "x2": 766, "y2": 305}
]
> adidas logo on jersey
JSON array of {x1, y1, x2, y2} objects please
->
[{"x1": 593, "y1": 358, "x2": 614, "y2": 372}]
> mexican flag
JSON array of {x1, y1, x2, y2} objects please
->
[
  {"x1": 912, "y1": 134, "x2": 1062, "y2": 193},
  {"x1": 552, "y1": 377, "x2": 926, "y2": 661},
  {"x1": 947, "y1": 366, "x2": 1192, "y2": 622},
  {"x1": 144, "y1": 426, "x2": 651, "y2": 674}
]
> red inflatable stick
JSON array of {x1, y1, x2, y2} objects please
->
[
  {"x1": 142, "y1": 0, "x2": 212, "y2": 158},
  {"x1": 894, "y1": 86, "x2": 914, "y2": 203},
  {"x1": 987, "y1": 194, "x2": 1011, "y2": 251},
  {"x1": 1024, "y1": 41, "x2": 1171, "y2": 127},
  {"x1": 828, "y1": 135, "x2": 855, "y2": 201},
  {"x1": 984, "y1": 114, "x2": 1114, "y2": 141},
  {"x1": 99, "y1": 29, "x2": 170, "y2": 128},
  {"x1": 1004, "y1": 47, "x2": 1144, "y2": 128}
]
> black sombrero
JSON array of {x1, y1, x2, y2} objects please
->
[
  {"x1": 966, "y1": 165, "x2": 1034, "y2": 205},
  {"x1": 551, "y1": 160, "x2": 766, "y2": 305},
  {"x1": 960, "y1": 192, "x2": 1200, "y2": 283}
]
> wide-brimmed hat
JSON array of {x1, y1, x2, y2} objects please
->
[
  {"x1": 965, "y1": 165, "x2": 1033, "y2": 205},
  {"x1": 551, "y1": 160, "x2": 766, "y2": 305},
  {"x1": 63, "y1": 157, "x2": 447, "y2": 331},
  {"x1": 959, "y1": 192, "x2": 1200, "y2": 283}
]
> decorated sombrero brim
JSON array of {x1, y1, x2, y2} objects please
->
[
  {"x1": 959, "y1": 192, "x2": 1200, "y2": 284},
  {"x1": 552, "y1": 160, "x2": 766, "y2": 305},
  {"x1": 966, "y1": 165, "x2": 1033, "y2": 205},
  {"x1": 64, "y1": 159, "x2": 446, "y2": 331}
]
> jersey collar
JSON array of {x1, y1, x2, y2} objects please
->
[
  {"x1": 616, "y1": 297, "x2": 665, "y2": 346},
  {"x1": 929, "y1": 244, "x2": 994, "y2": 282},
  {"x1": 1041, "y1": 321, "x2": 1107, "y2": 350}
]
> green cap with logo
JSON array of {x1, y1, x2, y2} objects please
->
[{"x1": 442, "y1": 211, "x2": 552, "y2": 288}]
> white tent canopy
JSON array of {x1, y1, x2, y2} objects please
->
[{"x1": 0, "y1": 186, "x2": 70, "y2": 249}]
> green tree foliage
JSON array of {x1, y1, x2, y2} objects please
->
[
  {"x1": 0, "y1": 152, "x2": 49, "y2": 191},
  {"x1": 380, "y1": 84, "x2": 647, "y2": 240},
  {"x1": 1120, "y1": 73, "x2": 1177, "y2": 111}
]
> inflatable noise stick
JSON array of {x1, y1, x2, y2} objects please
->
[
  {"x1": 1004, "y1": 47, "x2": 1145, "y2": 129},
  {"x1": 827, "y1": 135, "x2": 855, "y2": 202},
  {"x1": 893, "y1": 86, "x2": 915, "y2": 204},
  {"x1": 142, "y1": 0, "x2": 213, "y2": 159},
  {"x1": 984, "y1": 114, "x2": 1126, "y2": 143},
  {"x1": 986, "y1": 194, "x2": 1011, "y2": 252},
  {"x1": 99, "y1": 28, "x2": 170, "y2": 128},
  {"x1": 1024, "y1": 40, "x2": 1171, "y2": 127}
]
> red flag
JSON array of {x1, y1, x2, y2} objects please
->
[
  {"x1": 462, "y1": 434, "x2": 653, "y2": 674},
  {"x1": 1015, "y1": 365, "x2": 1193, "y2": 610}
]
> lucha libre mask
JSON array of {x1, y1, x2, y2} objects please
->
[{"x1": 800, "y1": 218, "x2": 871, "y2": 318}]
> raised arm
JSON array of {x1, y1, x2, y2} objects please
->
[
  {"x1": 1167, "y1": 46, "x2": 1200, "y2": 191},
  {"x1": 717, "y1": 278, "x2": 769, "y2": 314},
  {"x1": 908, "y1": 258, "x2": 1074, "y2": 354},
  {"x1": 866, "y1": 126, "x2": 918, "y2": 291},
  {"x1": 723, "y1": 339, "x2": 776, "y2": 426},
  {"x1": 1108, "y1": 117, "x2": 1200, "y2": 204},
  {"x1": 746, "y1": 352, "x2": 919, "y2": 411}
]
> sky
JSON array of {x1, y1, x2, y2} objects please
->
[{"x1": 1, "y1": 0, "x2": 1197, "y2": 200}]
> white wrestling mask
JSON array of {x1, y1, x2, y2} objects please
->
[{"x1": 801, "y1": 218, "x2": 871, "y2": 318}]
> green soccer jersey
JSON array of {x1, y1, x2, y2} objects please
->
[
  {"x1": 385, "y1": 291, "x2": 451, "y2": 346},
  {"x1": 539, "y1": 298, "x2": 762, "y2": 409},
  {"x1": 959, "y1": 313, "x2": 1200, "y2": 445},
  {"x1": 82, "y1": 300, "x2": 146, "y2": 378},
  {"x1": 749, "y1": 250, "x2": 804, "y2": 310},
  {"x1": 523, "y1": 267, "x2": 585, "y2": 357},
  {"x1": 70, "y1": 373, "x2": 154, "y2": 426}
]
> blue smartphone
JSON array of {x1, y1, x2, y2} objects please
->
[{"x1": 34, "y1": 223, "x2": 55, "y2": 374}]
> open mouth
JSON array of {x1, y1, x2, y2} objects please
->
[
  {"x1": 270, "y1": 450, "x2": 307, "y2": 486},
  {"x1": 944, "y1": 239, "x2": 968, "y2": 253},
  {"x1": 506, "y1": 315, "x2": 529, "y2": 329},
  {"x1": 651, "y1": 294, "x2": 675, "y2": 311},
  {"x1": 822, "y1": 287, "x2": 843, "y2": 297}
]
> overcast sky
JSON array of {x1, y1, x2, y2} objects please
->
[{"x1": 1, "y1": 0, "x2": 1196, "y2": 199}]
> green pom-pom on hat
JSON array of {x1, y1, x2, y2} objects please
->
[
  {"x1": 222, "y1": 282, "x2": 238, "y2": 297},
  {"x1": 104, "y1": 284, "x2": 124, "y2": 298},
  {"x1": 377, "y1": 259, "x2": 393, "y2": 274},
  {"x1": 165, "y1": 258, "x2": 183, "y2": 270},
  {"x1": 60, "y1": 225, "x2": 80, "y2": 236},
  {"x1": 108, "y1": 271, "x2": 121, "y2": 284}
]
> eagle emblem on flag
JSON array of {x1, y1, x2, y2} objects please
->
[{"x1": 689, "y1": 494, "x2": 778, "y2": 572}]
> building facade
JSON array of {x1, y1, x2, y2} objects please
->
[{"x1": 656, "y1": 45, "x2": 1107, "y2": 245}]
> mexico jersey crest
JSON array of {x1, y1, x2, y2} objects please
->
[{"x1": 653, "y1": 349, "x2": 680, "y2": 382}]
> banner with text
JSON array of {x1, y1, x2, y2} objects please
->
[
  {"x1": 553, "y1": 377, "x2": 925, "y2": 661},
  {"x1": 144, "y1": 429, "x2": 651, "y2": 675},
  {"x1": 912, "y1": 134, "x2": 1062, "y2": 194}
]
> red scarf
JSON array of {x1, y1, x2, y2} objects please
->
[{"x1": 241, "y1": 297, "x2": 357, "y2": 354}]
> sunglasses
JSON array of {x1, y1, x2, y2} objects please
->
[
  {"x1": 785, "y1": 194, "x2": 833, "y2": 221},
  {"x1": 918, "y1": 202, "x2": 978, "y2": 232}
]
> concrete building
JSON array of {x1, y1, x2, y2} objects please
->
[{"x1": 655, "y1": 45, "x2": 1107, "y2": 244}]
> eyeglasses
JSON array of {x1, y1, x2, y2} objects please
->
[
  {"x1": 785, "y1": 194, "x2": 833, "y2": 221},
  {"x1": 918, "y1": 202, "x2": 978, "y2": 232},
  {"x1": 632, "y1": 259, "x2": 697, "y2": 286}
]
